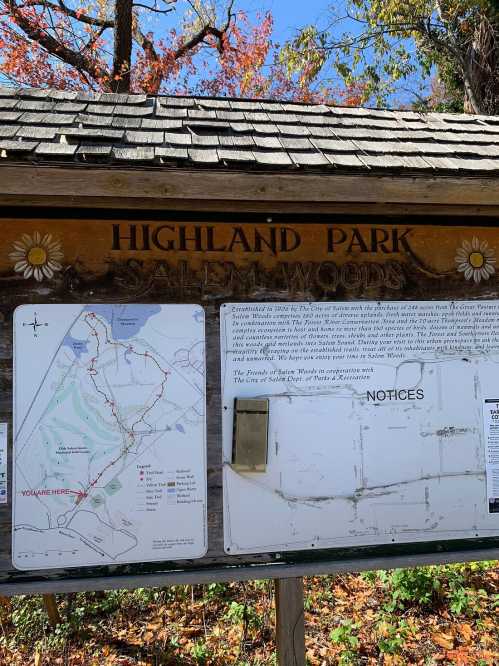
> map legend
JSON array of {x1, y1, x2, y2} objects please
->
[{"x1": 167, "y1": 472, "x2": 177, "y2": 505}]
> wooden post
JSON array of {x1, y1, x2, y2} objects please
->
[
  {"x1": 0, "y1": 595, "x2": 11, "y2": 611},
  {"x1": 42, "y1": 593, "x2": 61, "y2": 628},
  {"x1": 275, "y1": 577, "x2": 306, "y2": 666}
]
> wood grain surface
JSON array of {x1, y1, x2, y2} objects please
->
[{"x1": 1, "y1": 166, "x2": 499, "y2": 207}]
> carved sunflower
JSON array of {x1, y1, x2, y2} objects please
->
[
  {"x1": 9, "y1": 232, "x2": 63, "y2": 282},
  {"x1": 455, "y1": 237, "x2": 496, "y2": 284}
]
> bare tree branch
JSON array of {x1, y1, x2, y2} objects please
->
[
  {"x1": 57, "y1": 0, "x2": 112, "y2": 27},
  {"x1": 132, "y1": 2, "x2": 175, "y2": 15},
  {"x1": 3, "y1": 0, "x2": 110, "y2": 82},
  {"x1": 174, "y1": 23, "x2": 222, "y2": 58},
  {"x1": 84, "y1": 23, "x2": 107, "y2": 53},
  {"x1": 131, "y1": 15, "x2": 161, "y2": 92},
  {"x1": 174, "y1": 0, "x2": 234, "y2": 59},
  {"x1": 15, "y1": 0, "x2": 112, "y2": 27},
  {"x1": 433, "y1": 0, "x2": 483, "y2": 113}
]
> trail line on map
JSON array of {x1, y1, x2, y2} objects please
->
[{"x1": 80, "y1": 311, "x2": 170, "y2": 499}]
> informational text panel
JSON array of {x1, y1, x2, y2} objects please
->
[{"x1": 221, "y1": 301, "x2": 499, "y2": 555}]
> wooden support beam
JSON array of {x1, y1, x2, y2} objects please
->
[
  {"x1": 275, "y1": 577, "x2": 306, "y2": 666},
  {"x1": 0, "y1": 595, "x2": 11, "y2": 611},
  {"x1": 2, "y1": 543, "x2": 499, "y2": 596},
  {"x1": 0, "y1": 165, "x2": 499, "y2": 206},
  {"x1": 2, "y1": 197, "x2": 499, "y2": 217}
]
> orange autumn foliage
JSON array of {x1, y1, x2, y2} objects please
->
[{"x1": 0, "y1": 1, "x2": 363, "y2": 103}]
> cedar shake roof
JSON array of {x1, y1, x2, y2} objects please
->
[{"x1": 1, "y1": 86, "x2": 499, "y2": 173}]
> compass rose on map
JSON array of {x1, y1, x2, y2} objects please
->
[{"x1": 22, "y1": 312, "x2": 48, "y2": 338}]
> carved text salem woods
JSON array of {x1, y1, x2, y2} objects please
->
[
  {"x1": 111, "y1": 259, "x2": 407, "y2": 295},
  {"x1": 111, "y1": 224, "x2": 414, "y2": 256}
]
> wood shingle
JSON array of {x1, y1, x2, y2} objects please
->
[{"x1": 0, "y1": 86, "x2": 498, "y2": 173}]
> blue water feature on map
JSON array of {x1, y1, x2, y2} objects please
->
[
  {"x1": 84, "y1": 304, "x2": 161, "y2": 340},
  {"x1": 62, "y1": 334, "x2": 89, "y2": 358}
]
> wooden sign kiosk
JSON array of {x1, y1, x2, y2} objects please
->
[{"x1": 1, "y1": 87, "x2": 499, "y2": 664}]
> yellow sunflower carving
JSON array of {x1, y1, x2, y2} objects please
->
[
  {"x1": 455, "y1": 237, "x2": 496, "y2": 284},
  {"x1": 9, "y1": 232, "x2": 63, "y2": 282}
]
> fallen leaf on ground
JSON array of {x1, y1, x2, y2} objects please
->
[
  {"x1": 432, "y1": 632, "x2": 454, "y2": 650},
  {"x1": 445, "y1": 648, "x2": 475, "y2": 665},
  {"x1": 146, "y1": 621, "x2": 162, "y2": 631},
  {"x1": 181, "y1": 626, "x2": 203, "y2": 637},
  {"x1": 458, "y1": 623, "x2": 473, "y2": 643}
]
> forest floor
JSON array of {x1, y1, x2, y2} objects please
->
[{"x1": 0, "y1": 562, "x2": 498, "y2": 665}]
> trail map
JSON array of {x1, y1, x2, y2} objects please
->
[{"x1": 13, "y1": 304, "x2": 206, "y2": 570}]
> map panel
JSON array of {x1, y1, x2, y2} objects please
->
[
  {"x1": 13, "y1": 304, "x2": 206, "y2": 570},
  {"x1": 221, "y1": 301, "x2": 499, "y2": 555}
]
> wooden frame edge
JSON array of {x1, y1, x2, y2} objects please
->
[
  {"x1": 2, "y1": 197, "x2": 499, "y2": 216},
  {"x1": 1, "y1": 547, "x2": 499, "y2": 596},
  {"x1": 0, "y1": 165, "x2": 499, "y2": 206}
]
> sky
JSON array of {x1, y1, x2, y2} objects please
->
[{"x1": 258, "y1": 0, "x2": 330, "y2": 41}]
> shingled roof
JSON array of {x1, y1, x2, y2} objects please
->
[{"x1": 1, "y1": 86, "x2": 499, "y2": 174}]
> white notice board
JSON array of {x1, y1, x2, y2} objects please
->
[
  {"x1": 221, "y1": 301, "x2": 499, "y2": 555},
  {"x1": 13, "y1": 304, "x2": 207, "y2": 570}
]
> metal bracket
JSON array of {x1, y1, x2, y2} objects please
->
[{"x1": 231, "y1": 398, "x2": 269, "y2": 472}]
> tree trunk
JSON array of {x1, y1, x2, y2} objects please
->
[
  {"x1": 42, "y1": 594, "x2": 61, "y2": 628},
  {"x1": 463, "y1": 16, "x2": 498, "y2": 115},
  {"x1": 112, "y1": 0, "x2": 133, "y2": 93}
]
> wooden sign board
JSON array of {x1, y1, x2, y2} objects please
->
[{"x1": 1, "y1": 210, "x2": 499, "y2": 595}]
